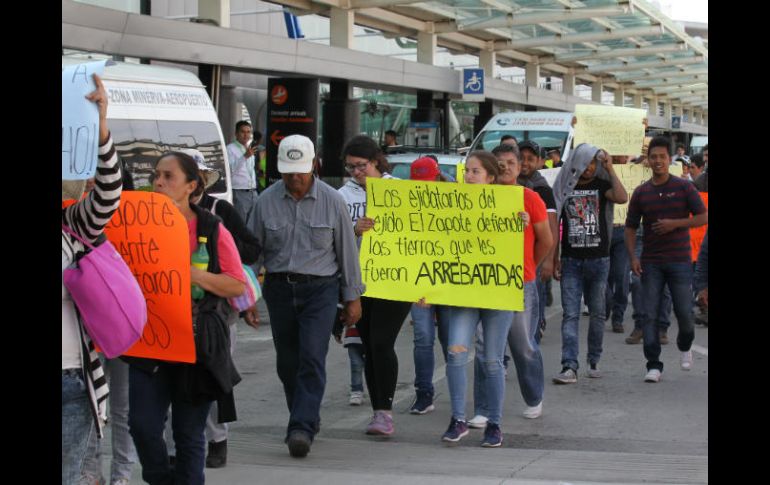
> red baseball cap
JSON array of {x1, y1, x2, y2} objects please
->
[{"x1": 410, "y1": 157, "x2": 440, "y2": 181}]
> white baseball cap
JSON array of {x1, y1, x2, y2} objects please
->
[{"x1": 277, "y1": 135, "x2": 315, "y2": 174}]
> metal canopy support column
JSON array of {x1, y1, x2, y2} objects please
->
[
  {"x1": 648, "y1": 94, "x2": 658, "y2": 117},
  {"x1": 418, "y1": 31, "x2": 437, "y2": 65},
  {"x1": 480, "y1": 49, "x2": 496, "y2": 78},
  {"x1": 563, "y1": 72, "x2": 575, "y2": 96},
  {"x1": 331, "y1": 7, "x2": 354, "y2": 48},
  {"x1": 199, "y1": 0, "x2": 230, "y2": 28},
  {"x1": 614, "y1": 86, "x2": 625, "y2": 107},
  {"x1": 525, "y1": 62, "x2": 539, "y2": 88},
  {"x1": 592, "y1": 80, "x2": 603, "y2": 103}
]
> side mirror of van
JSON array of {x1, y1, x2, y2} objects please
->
[{"x1": 456, "y1": 146, "x2": 470, "y2": 155}]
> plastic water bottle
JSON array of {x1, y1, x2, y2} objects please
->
[{"x1": 191, "y1": 236, "x2": 209, "y2": 300}]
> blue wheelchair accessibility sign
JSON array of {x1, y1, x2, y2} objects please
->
[{"x1": 462, "y1": 68, "x2": 485, "y2": 101}]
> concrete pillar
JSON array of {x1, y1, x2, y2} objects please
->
[
  {"x1": 633, "y1": 93, "x2": 643, "y2": 108},
  {"x1": 674, "y1": 104, "x2": 684, "y2": 117},
  {"x1": 199, "y1": 0, "x2": 230, "y2": 28},
  {"x1": 563, "y1": 73, "x2": 575, "y2": 96},
  {"x1": 648, "y1": 94, "x2": 658, "y2": 117},
  {"x1": 592, "y1": 79, "x2": 603, "y2": 103},
  {"x1": 614, "y1": 86, "x2": 625, "y2": 107},
  {"x1": 479, "y1": 49, "x2": 496, "y2": 78},
  {"x1": 417, "y1": 31, "x2": 436, "y2": 65},
  {"x1": 663, "y1": 102, "x2": 672, "y2": 122},
  {"x1": 330, "y1": 7, "x2": 354, "y2": 49},
  {"x1": 702, "y1": 111, "x2": 707, "y2": 126},
  {"x1": 525, "y1": 62, "x2": 539, "y2": 88}
]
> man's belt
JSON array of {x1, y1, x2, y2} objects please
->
[{"x1": 267, "y1": 272, "x2": 334, "y2": 283}]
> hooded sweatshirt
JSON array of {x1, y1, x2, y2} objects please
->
[{"x1": 552, "y1": 143, "x2": 614, "y2": 236}]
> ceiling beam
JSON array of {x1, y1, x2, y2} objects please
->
[
  {"x1": 494, "y1": 25, "x2": 664, "y2": 51},
  {"x1": 631, "y1": 76, "x2": 708, "y2": 89},
  {"x1": 582, "y1": 56, "x2": 705, "y2": 73},
  {"x1": 544, "y1": 43, "x2": 685, "y2": 63},
  {"x1": 615, "y1": 68, "x2": 709, "y2": 81},
  {"x1": 447, "y1": 5, "x2": 633, "y2": 32},
  {"x1": 348, "y1": 0, "x2": 426, "y2": 8}
]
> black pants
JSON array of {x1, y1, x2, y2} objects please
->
[{"x1": 356, "y1": 297, "x2": 413, "y2": 411}]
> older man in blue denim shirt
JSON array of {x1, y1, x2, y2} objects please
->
[{"x1": 254, "y1": 135, "x2": 364, "y2": 458}]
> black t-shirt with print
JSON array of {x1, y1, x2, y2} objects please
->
[{"x1": 560, "y1": 177, "x2": 612, "y2": 259}]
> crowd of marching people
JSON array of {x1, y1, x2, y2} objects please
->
[{"x1": 63, "y1": 75, "x2": 708, "y2": 483}]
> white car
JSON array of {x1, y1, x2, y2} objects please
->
[{"x1": 385, "y1": 151, "x2": 464, "y2": 181}]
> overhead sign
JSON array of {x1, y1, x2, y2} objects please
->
[
  {"x1": 266, "y1": 78, "x2": 319, "y2": 186},
  {"x1": 672, "y1": 115, "x2": 682, "y2": 129},
  {"x1": 462, "y1": 68, "x2": 485, "y2": 102},
  {"x1": 358, "y1": 178, "x2": 525, "y2": 311}
]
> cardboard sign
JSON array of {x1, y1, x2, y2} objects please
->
[
  {"x1": 574, "y1": 105, "x2": 646, "y2": 156},
  {"x1": 614, "y1": 163, "x2": 686, "y2": 224},
  {"x1": 104, "y1": 192, "x2": 196, "y2": 363},
  {"x1": 359, "y1": 179, "x2": 525, "y2": 311},
  {"x1": 62, "y1": 60, "x2": 107, "y2": 180}
]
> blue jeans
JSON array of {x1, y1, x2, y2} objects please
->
[
  {"x1": 641, "y1": 262, "x2": 696, "y2": 371},
  {"x1": 129, "y1": 365, "x2": 212, "y2": 485},
  {"x1": 559, "y1": 257, "x2": 611, "y2": 369},
  {"x1": 630, "y1": 234, "x2": 672, "y2": 330},
  {"x1": 348, "y1": 344, "x2": 365, "y2": 393},
  {"x1": 531, "y1": 268, "x2": 543, "y2": 343},
  {"x1": 62, "y1": 368, "x2": 94, "y2": 485},
  {"x1": 82, "y1": 357, "x2": 137, "y2": 483},
  {"x1": 263, "y1": 275, "x2": 339, "y2": 438},
  {"x1": 476, "y1": 281, "x2": 543, "y2": 414},
  {"x1": 411, "y1": 304, "x2": 449, "y2": 396},
  {"x1": 605, "y1": 226, "x2": 630, "y2": 325},
  {"x1": 446, "y1": 307, "x2": 513, "y2": 424}
]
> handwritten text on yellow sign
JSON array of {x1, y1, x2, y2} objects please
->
[
  {"x1": 359, "y1": 178, "x2": 525, "y2": 311},
  {"x1": 575, "y1": 104, "x2": 646, "y2": 156}
]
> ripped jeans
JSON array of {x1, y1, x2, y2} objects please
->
[{"x1": 445, "y1": 307, "x2": 513, "y2": 425}]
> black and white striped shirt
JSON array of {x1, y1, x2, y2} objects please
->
[{"x1": 61, "y1": 135, "x2": 122, "y2": 438}]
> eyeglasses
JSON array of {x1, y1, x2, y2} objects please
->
[{"x1": 344, "y1": 162, "x2": 370, "y2": 173}]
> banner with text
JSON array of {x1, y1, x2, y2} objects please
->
[
  {"x1": 359, "y1": 179, "x2": 525, "y2": 311},
  {"x1": 104, "y1": 192, "x2": 196, "y2": 363},
  {"x1": 574, "y1": 104, "x2": 646, "y2": 156}
]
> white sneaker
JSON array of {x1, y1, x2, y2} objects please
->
[
  {"x1": 644, "y1": 369, "x2": 662, "y2": 383},
  {"x1": 680, "y1": 350, "x2": 693, "y2": 371},
  {"x1": 467, "y1": 415, "x2": 488, "y2": 429},
  {"x1": 349, "y1": 391, "x2": 363, "y2": 405},
  {"x1": 523, "y1": 401, "x2": 543, "y2": 419}
]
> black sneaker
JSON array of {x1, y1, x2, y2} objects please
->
[
  {"x1": 481, "y1": 422, "x2": 503, "y2": 447},
  {"x1": 286, "y1": 430, "x2": 312, "y2": 458},
  {"x1": 441, "y1": 417, "x2": 469, "y2": 443},
  {"x1": 205, "y1": 439, "x2": 227, "y2": 468},
  {"x1": 410, "y1": 391, "x2": 435, "y2": 414}
]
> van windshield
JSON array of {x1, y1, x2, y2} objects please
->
[
  {"x1": 110, "y1": 119, "x2": 228, "y2": 195},
  {"x1": 473, "y1": 130, "x2": 569, "y2": 155}
]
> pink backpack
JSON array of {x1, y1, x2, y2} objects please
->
[{"x1": 62, "y1": 224, "x2": 147, "y2": 358}]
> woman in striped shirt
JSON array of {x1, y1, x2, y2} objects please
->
[{"x1": 61, "y1": 74, "x2": 123, "y2": 484}]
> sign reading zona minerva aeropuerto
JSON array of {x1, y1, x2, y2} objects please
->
[{"x1": 359, "y1": 178, "x2": 525, "y2": 311}]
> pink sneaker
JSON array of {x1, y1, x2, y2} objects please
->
[{"x1": 365, "y1": 411, "x2": 394, "y2": 436}]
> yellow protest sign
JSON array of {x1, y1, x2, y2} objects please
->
[
  {"x1": 613, "y1": 164, "x2": 651, "y2": 224},
  {"x1": 612, "y1": 163, "x2": 684, "y2": 224},
  {"x1": 574, "y1": 104, "x2": 646, "y2": 155},
  {"x1": 455, "y1": 162, "x2": 465, "y2": 183},
  {"x1": 359, "y1": 178, "x2": 525, "y2": 311}
]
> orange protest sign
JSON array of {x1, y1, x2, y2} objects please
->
[
  {"x1": 690, "y1": 192, "x2": 708, "y2": 262},
  {"x1": 103, "y1": 191, "x2": 196, "y2": 363}
]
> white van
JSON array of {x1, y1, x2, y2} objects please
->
[
  {"x1": 469, "y1": 111, "x2": 575, "y2": 160},
  {"x1": 62, "y1": 57, "x2": 232, "y2": 203},
  {"x1": 690, "y1": 136, "x2": 708, "y2": 156}
]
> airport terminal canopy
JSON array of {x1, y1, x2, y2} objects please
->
[{"x1": 278, "y1": 0, "x2": 707, "y2": 110}]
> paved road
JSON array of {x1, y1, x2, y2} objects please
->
[{"x1": 105, "y1": 288, "x2": 708, "y2": 484}]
